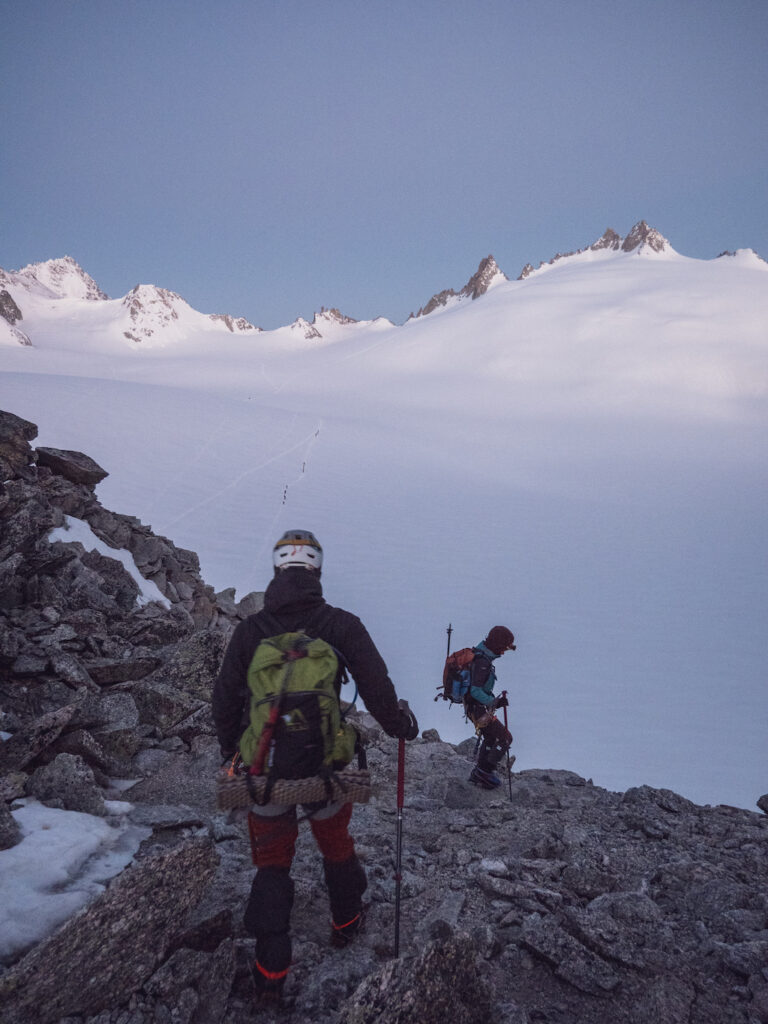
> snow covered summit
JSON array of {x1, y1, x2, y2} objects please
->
[
  {"x1": 0, "y1": 259, "x2": 260, "y2": 351},
  {"x1": 3, "y1": 256, "x2": 109, "y2": 302}
]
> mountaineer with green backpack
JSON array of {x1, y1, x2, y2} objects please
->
[{"x1": 212, "y1": 529, "x2": 419, "y2": 1006}]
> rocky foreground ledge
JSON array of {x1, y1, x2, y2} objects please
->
[{"x1": 1, "y1": 409, "x2": 767, "y2": 1024}]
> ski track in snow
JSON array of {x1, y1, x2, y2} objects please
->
[
  {"x1": 251, "y1": 422, "x2": 323, "y2": 577},
  {"x1": 161, "y1": 418, "x2": 323, "y2": 535}
]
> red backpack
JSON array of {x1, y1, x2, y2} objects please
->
[{"x1": 436, "y1": 647, "x2": 476, "y2": 704}]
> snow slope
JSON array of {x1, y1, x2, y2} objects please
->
[{"x1": 1, "y1": 229, "x2": 767, "y2": 810}]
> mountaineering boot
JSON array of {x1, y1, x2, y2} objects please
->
[
  {"x1": 330, "y1": 904, "x2": 366, "y2": 948},
  {"x1": 470, "y1": 766, "x2": 502, "y2": 789},
  {"x1": 322, "y1": 854, "x2": 368, "y2": 948},
  {"x1": 244, "y1": 865, "x2": 293, "y2": 1007},
  {"x1": 250, "y1": 961, "x2": 287, "y2": 1008}
]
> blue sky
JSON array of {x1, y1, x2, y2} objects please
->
[{"x1": 3, "y1": 0, "x2": 767, "y2": 329}]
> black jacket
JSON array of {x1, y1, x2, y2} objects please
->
[{"x1": 212, "y1": 567, "x2": 404, "y2": 753}]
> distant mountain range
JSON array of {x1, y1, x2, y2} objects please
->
[{"x1": 1, "y1": 221, "x2": 765, "y2": 350}]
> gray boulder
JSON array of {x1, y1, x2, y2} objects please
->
[
  {"x1": 0, "y1": 801, "x2": 21, "y2": 849},
  {"x1": 0, "y1": 838, "x2": 218, "y2": 1024},
  {"x1": 35, "y1": 446, "x2": 109, "y2": 486},
  {"x1": 146, "y1": 627, "x2": 228, "y2": 701},
  {"x1": 0, "y1": 409, "x2": 37, "y2": 477},
  {"x1": 338, "y1": 934, "x2": 492, "y2": 1024},
  {"x1": 27, "y1": 752, "x2": 107, "y2": 815},
  {"x1": 0, "y1": 703, "x2": 79, "y2": 773}
]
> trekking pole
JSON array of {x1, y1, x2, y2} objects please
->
[
  {"x1": 446, "y1": 622, "x2": 453, "y2": 657},
  {"x1": 394, "y1": 733, "x2": 405, "y2": 957},
  {"x1": 501, "y1": 689, "x2": 513, "y2": 801}
]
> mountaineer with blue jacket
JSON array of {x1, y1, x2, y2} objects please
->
[{"x1": 464, "y1": 625, "x2": 516, "y2": 789}]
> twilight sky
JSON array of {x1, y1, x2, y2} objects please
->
[{"x1": 3, "y1": 0, "x2": 767, "y2": 329}]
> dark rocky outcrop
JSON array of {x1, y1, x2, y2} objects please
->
[
  {"x1": 1, "y1": 407, "x2": 766, "y2": 1024},
  {"x1": 0, "y1": 410, "x2": 37, "y2": 478},
  {"x1": 0, "y1": 288, "x2": 23, "y2": 325},
  {"x1": 35, "y1": 447, "x2": 110, "y2": 487}
]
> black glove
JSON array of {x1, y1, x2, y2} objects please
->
[
  {"x1": 220, "y1": 747, "x2": 236, "y2": 767},
  {"x1": 395, "y1": 700, "x2": 419, "y2": 740},
  {"x1": 493, "y1": 695, "x2": 508, "y2": 710}
]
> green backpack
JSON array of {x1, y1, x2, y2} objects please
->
[{"x1": 238, "y1": 629, "x2": 358, "y2": 783}]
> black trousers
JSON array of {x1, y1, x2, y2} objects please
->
[{"x1": 466, "y1": 701, "x2": 512, "y2": 772}]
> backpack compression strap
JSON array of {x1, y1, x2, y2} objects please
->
[{"x1": 248, "y1": 634, "x2": 311, "y2": 780}]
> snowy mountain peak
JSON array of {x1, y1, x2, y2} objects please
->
[
  {"x1": 518, "y1": 222, "x2": 671, "y2": 279},
  {"x1": 290, "y1": 316, "x2": 323, "y2": 340},
  {"x1": 460, "y1": 255, "x2": 508, "y2": 300},
  {"x1": 412, "y1": 254, "x2": 509, "y2": 318},
  {"x1": 314, "y1": 307, "x2": 358, "y2": 328},
  {"x1": 120, "y1": 284, "x2": 187, "y2": 344},
  {"x1": 15, "y1": 256, "x2": 109, "y2": 301},
  {"x1": 285, "y1": 307, "x2": 359, "y2": 340},
  {"x1": 208, "y1": 313, "x2": 261, "y2": 334},
  {"x1": 590, "y1": 228, "x2": 623, "y2": 252},
  {"x1": 621, "y1": 220, "x2": 669, "y2": 253},
  {"x1": 716, "y1": 248, "x2": 768, "y2": 270}
]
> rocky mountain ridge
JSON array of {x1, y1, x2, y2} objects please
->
[
  {"x1": 1, "y1": 409, "x2": 768, "y2": 1024},
  {"x1": 410, "y1": 255, "x2": 509, "y2": 319},
  {"x1": 517, "y1": 220, "x2": 671, "y2": 279}
]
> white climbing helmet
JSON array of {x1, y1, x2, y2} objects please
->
[{"x1": 272, "y1": 529, "x2": 323, "y2": 572}]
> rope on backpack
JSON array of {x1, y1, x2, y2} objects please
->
[{"x1": 218, "y1": 765, "x2": 372, "y2": 809}]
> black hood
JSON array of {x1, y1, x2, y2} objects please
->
[{"x1": 263, "y1": 567, "x2": 325, "y2": 621}]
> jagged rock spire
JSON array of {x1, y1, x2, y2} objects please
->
[
  {"x1": 460, "y1": 255, "x2": 508, "y2": 300},
  {"x1": 621, "y1": 220, "x2": 669, "y2": 253},
  {"x1": 413, "y1": 255, "x2": 508, "y2": 318},
  {"x1": 590, "y1": 228, "x2": 622, "y2": 252}
]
